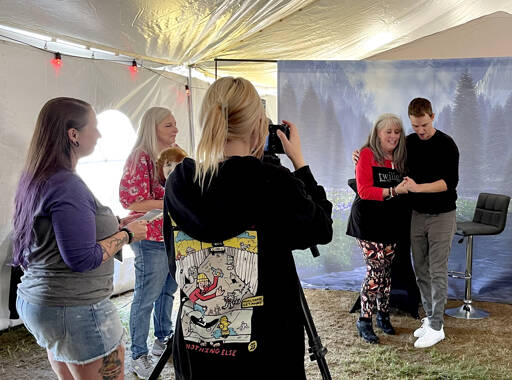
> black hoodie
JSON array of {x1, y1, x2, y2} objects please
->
[{"x1": 163, "y1": 156, "x2": 333, "y2": 380}]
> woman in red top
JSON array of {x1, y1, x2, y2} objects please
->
[
  {"x1": 346, "y1": 113, "x2": 409, "y2": 344},
  {"x1": 119, "y1": 107, "x2": 179, "y2": 378}
]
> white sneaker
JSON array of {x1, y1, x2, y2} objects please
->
[
  {"x1": 413, "y1": 317, "x2": 430, "y2": 338},
  {"x1": 131, "y1": 355, "x2": 154, "y2": 379},
  {"x1": 151, "y1": 338, "x2": 166, "y2": 356},
  {"x1": 414, "y1": 325, "x2": 445, "y2": 348}
]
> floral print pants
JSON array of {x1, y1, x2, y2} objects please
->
[{"x1": 357, "y1": 239, "x2": 396, "y2": 318}]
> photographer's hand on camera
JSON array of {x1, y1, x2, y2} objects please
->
[{"x1": 277, "y1": 120, "x2": 306, "y2": 170}]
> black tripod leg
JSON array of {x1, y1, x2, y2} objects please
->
[
  {"x1": 299, "y1": 283, "x2": 332, "y2": 380},
  {"x1": 148, "y1": 337, "x2": 173, "y2": 380},
  {"x1": 349, "y1": 295, "x2": 361, "y2": 313}
]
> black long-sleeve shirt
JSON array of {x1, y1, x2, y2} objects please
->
[{"x1": 406, "y1": 130, "x2": 459, "y2": 214}]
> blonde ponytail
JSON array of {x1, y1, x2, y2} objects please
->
[
  {"x1": 194, "y1": 77, "x2": 267, "y2": 190},
  {"x1": 194, "y1": 101, "x2": 229, "y2": 189}
]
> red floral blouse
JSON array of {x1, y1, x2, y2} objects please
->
[{"x1": 119, "y1": 149, "x2": 164, "y2": 241}]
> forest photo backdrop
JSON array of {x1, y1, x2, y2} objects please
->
[{"x1": 278, "y1": 58, "x2": 512, "y2": 303}]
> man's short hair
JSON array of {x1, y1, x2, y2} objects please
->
[{"x1": 408, "y1": 98, "x2": 433, "y2": 117}]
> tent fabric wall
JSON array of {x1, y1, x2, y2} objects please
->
[
  {"x1": 0, "y1": 40, "x2": 210, "y2": 327},
  {"x1": 0, "y1": 39, "x2": 277, "y2": 329},
  {"x1": 1, "y1": 0, "x2": 512, "y2": 329}
]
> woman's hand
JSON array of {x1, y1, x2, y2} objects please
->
[
  {"x1": 402, "y1": 176, "x2": 419, "y2": 192},
  {"x1": 119, "y1": 214, "x2": 139, "y2": 228},
  {"x1": 352, "y1": 149, "x2": 360, "y2": 166},
  {"x1": 125, "y1": 220, "x2": 148, "y2": 242},
  {"x1": 277, "y1": 120, "x2": 306, "y2": 170},
  {"x1": 395, "y1": 179, "x2": 409, "y2": 194},
  {"x1": 100, "y1": 220, "x2": 147, "y2": 262}
]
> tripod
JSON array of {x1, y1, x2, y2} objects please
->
[
  {"x1": 148, "y1": 334, "x2": 172, "y2": 380},
  {"x1": 149, "y1": 245, "x2": 331, "y2": 380},
  {"x1": 302, "y1": 246, "x2": 332, "y2": 380}
]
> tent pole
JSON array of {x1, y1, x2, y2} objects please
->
[
  {"x1": 187, "y1": 65, "x2": 195, "y2": 154},
  {"x1": 213, "y1": 58, "x2": 277, "y2": 80}
]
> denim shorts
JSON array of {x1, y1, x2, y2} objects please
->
[{"x1": 16, "y1": 296, "x2": 124, "y2": 364}]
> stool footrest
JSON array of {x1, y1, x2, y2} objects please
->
[{"x1": 448, "y1": 271, "x2": 470, "y2": 280}]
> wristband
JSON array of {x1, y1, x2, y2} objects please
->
[
  {"x1": 120, "y1": 228, "x2": 134, "y2": 244},
  {"x1": 391, "y1": 187, "x2": 397, "y2": 197}
]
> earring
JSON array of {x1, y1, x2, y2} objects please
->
[{"x1": 73, "y1": 141, "x2": 80, "y2": 148}]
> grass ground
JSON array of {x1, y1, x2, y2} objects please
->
[{"x1": 1, "y1": 289, "x2": 511, "y2": 379}]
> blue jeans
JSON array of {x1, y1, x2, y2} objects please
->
[{"x1": 130, "y1": 240, "x2": 177, "y2": 359}]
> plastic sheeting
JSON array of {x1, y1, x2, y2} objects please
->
[
  {"x1": 278, "y1": 59, "x2": 512, "y2": 303},
  {"x1": 0, "y1": 39, "x2": 278, "y2": 326},
  {"x1": 0, "y1": 41, "x2": 209, "y2": 323},
  {"x1": 2, "y1": 1, "x2": 512, "y2": 86},
  {"x1": 2, "y1": 0, "x2": 512, "y2": 325}
]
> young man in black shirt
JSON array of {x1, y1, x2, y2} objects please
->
[{"x1": 403, "y1": 98, "x2": 459, "y2": 348}]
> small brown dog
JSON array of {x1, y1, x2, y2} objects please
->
[{"x1": 156, "y1": 145, "x2": 188, "y2": 182}]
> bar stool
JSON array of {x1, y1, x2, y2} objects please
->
[{"x1": 446, "y1": 193, "x2": 510, "y2": 319}]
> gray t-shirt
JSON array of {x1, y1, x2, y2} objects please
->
[{"x1": 17, "y1": 170, "x2": 120, "y2": 306}]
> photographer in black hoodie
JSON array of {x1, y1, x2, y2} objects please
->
[{"x1": 163, "y1": 77, "x2": 333, "y2": 380}]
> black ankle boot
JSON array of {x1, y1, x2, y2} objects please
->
[
  {"x1": 356, "y1": 317, "x2": 379, "y2": 344},
  {"x1": 376, "y1": 312, "x2": 396, "y2": 335}
]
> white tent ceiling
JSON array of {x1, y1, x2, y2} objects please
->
[{"x1": 2, "y1": 0, "x2": 512, "y2": 86}]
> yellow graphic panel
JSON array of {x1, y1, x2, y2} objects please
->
[
  {"x1": 174, "y1": 230, "x2": 213, "y2": 259},
  {"x1": 224, "y1": 231, "x2": 258, "y2": 253}
]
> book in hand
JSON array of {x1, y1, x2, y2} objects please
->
[{"x1": 136, "y1": 209, "x2": 163, "y2": 222}]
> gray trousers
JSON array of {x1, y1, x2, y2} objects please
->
[{"x1": 410, "y1": 209, "x2": 456, "y2": 331}]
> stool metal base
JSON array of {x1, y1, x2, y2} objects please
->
[{"x1": 445, "y1": 303, "x2": 489, "y2": 319}]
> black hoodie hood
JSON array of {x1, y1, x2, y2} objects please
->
[{"x1": 166, "y1": 156, "x2": 266, "y2": 242}]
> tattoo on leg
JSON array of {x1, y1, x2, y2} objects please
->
[{"x1": 99, "y1": 350, "x2": 122, "y2": 380}]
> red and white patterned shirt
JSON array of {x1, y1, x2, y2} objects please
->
[{"x1": 119, "y1": 149, "x2": 164, "y2": 241}]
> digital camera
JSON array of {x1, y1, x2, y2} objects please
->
[{"x1": 265, "y1": 123, "x2": 290, "y2": 155}]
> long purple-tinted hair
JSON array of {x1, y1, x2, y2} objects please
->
[{"x1": 12, "y1": 97, "x2": 92, "y2": 267}]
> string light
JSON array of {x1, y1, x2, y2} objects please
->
[
  {"x1": 51, "y1": 52, "x2": 62, "y2": 68},
  {"x1": 0, "y1": 25, "x2": 186, "y2": 85},
  {"x1": 129, "y1": 60, "x2": 138, "y2": 73}
]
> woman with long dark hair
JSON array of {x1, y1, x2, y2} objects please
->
[{"x1": 14, "y1": 97, "x2": 146, "y2": 380}]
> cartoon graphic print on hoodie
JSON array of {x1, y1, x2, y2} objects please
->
[
  {"x1": 163, "y1": 156, "x2": 333, "y2": 380},
  {"x1": 172, "y1": 224, "x2": 261, "y2": 347}
]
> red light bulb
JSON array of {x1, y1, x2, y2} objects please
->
[
  {"x1": 51, "y1": 52, "x2": 62, "y2": 68},
  {"x1": 130, "y1": 60, "x2": 138, "y2": 73}
]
